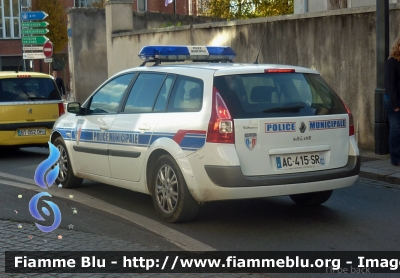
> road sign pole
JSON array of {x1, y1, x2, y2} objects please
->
[{"x1": 19, "y1": 3, "x2": 26, "y2": 71}]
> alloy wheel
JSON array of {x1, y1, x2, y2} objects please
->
[
  {"x1": 155, "y1": 164, "x2": 179, "y2": 213},
  {"x1": 56, "y1": 145, "x2": 68, "y2": 182}
]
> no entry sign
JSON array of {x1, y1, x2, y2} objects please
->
[{"x1": 43, "y1": 41, "x2": 53, "y2": 58}]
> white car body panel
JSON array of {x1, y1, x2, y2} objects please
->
[{"x1": 51, "y1": 62, "x2": 360, "y2": 203}]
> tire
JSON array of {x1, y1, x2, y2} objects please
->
[
  {"x1": 151, "y1": 154, "x2": 199, "y2": 223},
  {"x1": 289, "y1": 190, "x2": 333, "y2": 206},
  {"x1": 0, "y1": 146, "x2": 20, "y2": 153},
  {"x1": 53, "y1": 137, "x2": 83, "y2": 188}
]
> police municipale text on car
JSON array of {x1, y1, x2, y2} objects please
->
[{"x1": 51, "y1": 46, "x2": 360, "y2": 222}]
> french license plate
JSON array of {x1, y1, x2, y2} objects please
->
[
  {"x1": 17, "y1": 129, "x2": 46, "y2": 136},
  {"x1": 276, "y1": 153, "x2": 325, "y2": 170}
]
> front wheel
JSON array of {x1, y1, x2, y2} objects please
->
[
  {"x1": 151, "y1": 154, "x2": 199, "y2": 223},
  {"x1": 289, "y1": 190, "x2": 333, "y2": 206},
  {"x1": 53, "y1": 137, "x2": 83, "y2": 188}
]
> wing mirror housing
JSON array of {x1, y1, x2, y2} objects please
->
[{"x1": 67, "y1": 102, "x2": 84, "y2": 115}]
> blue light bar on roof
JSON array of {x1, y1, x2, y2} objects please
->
[{"x1": 138, "y1": 45, "x2": 236, "y2": 62}]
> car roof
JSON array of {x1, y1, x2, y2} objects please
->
[
  {"x1": 117, "y1": 63, "x2": 319, "y2": 77},
  {"x1": 0, "y1": 71, "x2": 52, "y2": 78}
]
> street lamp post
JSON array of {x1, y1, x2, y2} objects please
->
[{"x1": 375, "y1": 0, "x2": 389, "y2": 154}]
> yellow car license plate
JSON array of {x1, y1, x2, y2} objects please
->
[{"x1": 17, "y1": 129, "x2": 46, "y2": 136}]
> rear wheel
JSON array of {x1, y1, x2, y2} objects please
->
[
  {"x1": 53, "y1": 137, "x2": 83, "y2": 188},
  {"x1": 0, "y1": 146, "x2": 20, "y2": 153},
  {"x1": 151, "y1": 154, "x2": 199, "y2": 223},
  {"x1": 289, "y1": 190, "x2": 333, "y2": 206}
]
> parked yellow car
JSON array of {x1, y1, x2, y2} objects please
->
[{"x1": 0, "y1": 71, "x2": 64, "y2": 148}]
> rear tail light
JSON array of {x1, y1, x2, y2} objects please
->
[
  {"x1": 345, "y1": 105, "x2": 355, "y2": 136},
  {"x1": 206, "y1": 87, "x2": 234, "y2": 144},
  {"x1": 17, "y1": 75, "x2": 31, "y2": 78},
  {"x1": 339, "y1": 98, "x2": 354, "y2": 136},
  {"x1": 58, "y1": 103, "x2": 65, "y2": 117}
]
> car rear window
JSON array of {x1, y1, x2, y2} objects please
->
[
  {"x1": 214, "y1": 73, "x2": 347, "y2": 119},
  {"x1": 0, "y1": 77, "x2": 61, "y2": 102}
]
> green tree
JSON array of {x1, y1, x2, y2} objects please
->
[
  {"x1": 31, "y1": 0, "x2": 68, "y2": 53},
  {"x1": 200, "y1": 0, "x2": 294, "y2": 19}
]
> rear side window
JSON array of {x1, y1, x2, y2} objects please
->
[
  {"x1": 123, "y1": 73, "x2": 166, "y2": 113},
  {"x1": 167, "y1": 75, "x2": 203, "y2": 112},
  {"x1": 214, "y1": 73, "x2": 346, "y2": 119},
  {"x1": 0, "y1": 77, "x2": 61, "y2": 102},
  {"x1": 153, "y1": 75, "x2": 175, "y2": 112}
]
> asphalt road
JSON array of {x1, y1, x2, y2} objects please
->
[{"x1": 1, "y1": 147, "x2": 399, "y2": 253}]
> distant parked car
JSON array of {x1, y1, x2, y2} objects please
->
[
  {"x1": 51, "y1": 45, "x2": 360, "y2": 223},
  {"x1": 0, "y1": 71, "x2": 64, "y2": 149}
]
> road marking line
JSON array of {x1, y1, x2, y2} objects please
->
[
  {"x1": 0, "y1": 172, "x2": 36, "y2": 185},
  {"x1": 0, "y1": 175, "x2": 215, "y2": 252}
]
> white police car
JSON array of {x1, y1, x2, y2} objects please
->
[{"x1": 51, "y1": 45, "x2": 360, "y2": 222}]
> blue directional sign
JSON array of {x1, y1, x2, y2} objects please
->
[{"x1": 21, "y1": 11, "x2": 48, "y2": 21}]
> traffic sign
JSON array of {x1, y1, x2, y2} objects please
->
[
  {"x1": 22, "y1": 36, "x2": 48, "y2": 45},
  {"x1": 21, "y1": 21, "x2": 49, "y2": 28},
  {"x1": 43, "y1": 41, "x2": 53, "y2": 58},
  {"x1": 21, "y1": 11, "x2": 48, "y2": 21},
  {"x1": 23, "y1": 52, "x2": 46, "y2": 59},
  {"x1": 44, "y1": 58, "x2": 53, "y2": 63},
  {"x1": 22, "y1": 28, "x2": 49, "y2": 35},
  {"x1": 23, "y1": 46, "x2": 44, "y2": 51}
]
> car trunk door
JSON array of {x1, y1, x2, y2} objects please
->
[
  {"x1": 0, "y1": 101, "x2": 60, "y2": 124},
  {"x1": 234, "y1": 114, "x2": 350, "y2": 176}
]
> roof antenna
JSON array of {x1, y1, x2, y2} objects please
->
[
  {"x1": 16, "y1": 58, "x2": 24, "y2": 73},
  {"x1": 254, "y1": 23, "x2": 268, "y2": 64}
]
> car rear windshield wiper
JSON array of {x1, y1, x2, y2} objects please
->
[
  {"x1": 263, "y1": 104, "x2": 305, "y2": 113},
  {"x1": 13, "y1": 85, "x2": 48, "y2": 100},
  {"x1": 27, "y1": 96, "x2": 49, "y2": 100}
]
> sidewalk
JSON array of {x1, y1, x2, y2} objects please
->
[
  {"x1": 0, "y1": 218, "x2": 259, "y2": 278},
  {"x1": 359, "y1": 148, "x2": 400, "y2": 186},
  {"x1": 0, "y1": 149, "x2": 398, "y2": 277}
]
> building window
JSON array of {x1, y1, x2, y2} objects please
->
[
  {"x1": 0, "y1": 56, "x2": 22, "y2": 71},
  {"x1": 137, "y1": 0, "x2": 147, "y2": 12},
  {"x1": 197, "y1": 0, "x2": 208, "y2": 15},
  {"x1": 75, "y1": 0, "x2": 103, "y2": 7},
  {"x1": 0, "y1": 0, "x2": 22, "y2": 39}
]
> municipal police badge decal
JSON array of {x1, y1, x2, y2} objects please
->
[
  {"x1": 245, "y1": 133, "x2": 257, "y2": 151},
  {"x1": 75, "y1": 119, "x2": 85, "y2": 145}
]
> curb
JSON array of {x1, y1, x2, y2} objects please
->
[{"x1": 359, "y1": 167, "x2": 400, "y2": 186}]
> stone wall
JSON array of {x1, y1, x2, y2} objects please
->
[
  {"x1": 67, "y1": 8, "x2": 108, "y2": 103},
  {"x1": 68, "y1": 3, "x2": 400, "y2": 148}
]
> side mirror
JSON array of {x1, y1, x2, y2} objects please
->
[{"x1": 67, "y1": 102, "x2": 82, "y2": 114}]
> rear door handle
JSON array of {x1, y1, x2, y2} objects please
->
[
  {"x1": 100, "y1": 125, "x2": 110, "y2": 131},
  {"x1": 138, "y1": 124, "x2": 151, "y2": 133},
  {"x1": 138, "y1": 125, "x2": 151, "y2": 131}
]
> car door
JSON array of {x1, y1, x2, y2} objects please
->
[
  {"x1": 72, "y1": 73, "x2": 135, "y2": 177},
  {"x1": 109, "y1": 72, "x2": 174, "y2": 182}
]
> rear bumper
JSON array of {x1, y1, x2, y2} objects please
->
[
  {"x1": 0, "y1": 121, "x2": 56, "y2": 131},
  {"x1": 0, "y1": 123, "x2": 54, "y2": 146},
  {"x1": 204, "y1": 155, "x2": 360, "y2": 188}
]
